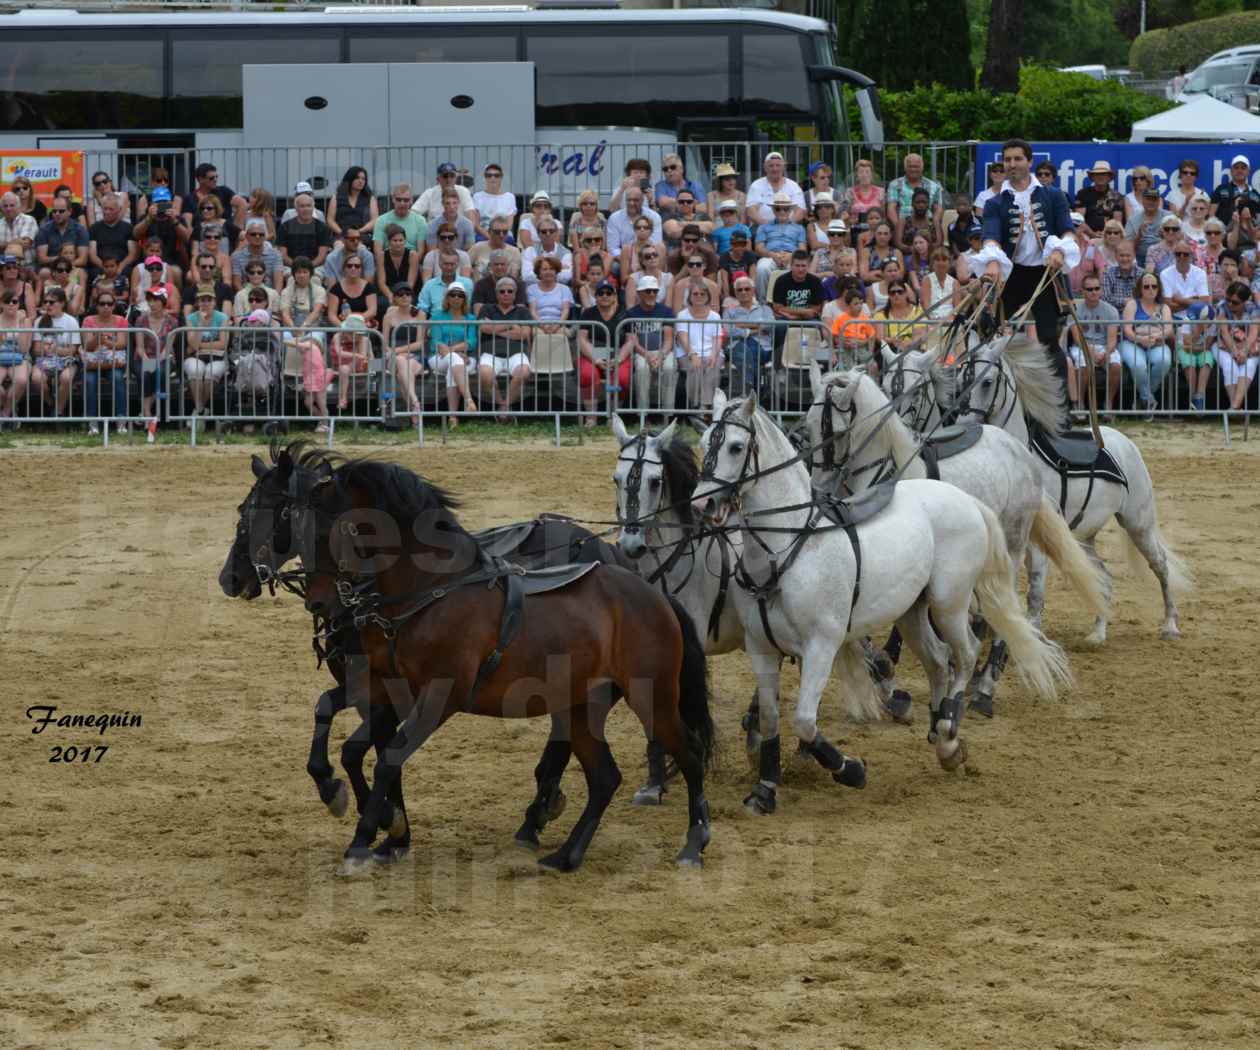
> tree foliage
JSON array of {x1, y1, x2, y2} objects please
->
[
  {"x1": 1129, "y1": 10, "x2": 1260, "y2": 75},
  {"x1": 841, "y1": 0, "x2": 974, "y2": 90}
]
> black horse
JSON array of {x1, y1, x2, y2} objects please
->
[{"x1": 219, "y1": 443, "x2": 635, "y2": 860}]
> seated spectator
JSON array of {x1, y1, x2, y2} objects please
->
[
  {"x1": 716, "y1": 229, "x2": 756, "y2": 305},
  {"x1": 182, "y1": 163, "x2": 247, "y2": 232},
  {"x1": 1125, "y1": 187, "x2": 1172, "y2": 268},
  {"x1": 803, "y1": 162, "x2": 833, "y2": 212},
  {"x1": 327, "y1": 166, "x2": 379, "y2": 247},
  {"x1": 478, "y1": 276, "x2": 535, "y2": 419},
  {"x1": 625, "y1": 243, "x2": 672, "y2": 311},
  {"x1": 573, "y1": 226, "x2": 613, "y2": 288},
  {"x1": 195, "y1": 224, "x2": 233, "y2": 280},
  {"x1": 426, "y1": 283, "x2": 480, "y2": 424},
  {"x1": 1227, "y1": 198, "x2": 1259, "y2": 256},
  {"x1": 861, "y1": 221, "x2": 903, "y2": 284},
  {"x1": 469, "y1": 218, "x2": 521, "y2": 281},
  {"x1": 278, "y1": 181, "x2": 326, "y2": 226},
  {"x1": 136, "y1": 168, "x2": 182, "y2": 227},
  {"x1": 1202, "y1": 219, "x2": 1228, "y2": 287},
  {"x1": 1122, "y1": 166, "x2": 1156, "y2": 224},
  {"x1": 619, "y1": 215, "x2": 657, "y2": 281},
  {"x1": 80, "y1": 291, "x2": 129, "y2": 429},
  {"x1": 133, "y1": 251, "x2": 181, "y2": 316},
  {"x1": 886, "y1": 153, "x2": 943, "y2": 236},
  {"x1": 771, "y1": 249, "x2": 824, "y2": 337},
  {"x1": 810, "y1": 218, "x2": 848, "y2": 278},
  {"x1": 244, "y1": 187, "x2": 277, "y2": 242},
  {"x1": 236, "y1": 282, "x2": 277, "y2": 329},
  {"x1": 1160, "y1": 239, "x2": 1210, "y2": 329},
  {"x1": 421, "y1": 224, "x2": 472, "y2": 281},
  {"x1": 711, "y1": 163, "x2": 745, "y2": 218},
  {"x1": 843, "y1": 158, "x2": 885, "y2": 226},
  {"x1": 191, "y1": 195, "x2": 239, "y2": 255},
  {"x1": 921, "y1": 247, "x2": 957, "y2": 321},
  {"x1": 667, "y1": 225, "x2": 717, "y2": 277},
  {"x1": 711, "y1": 200, "x2": 748, "y2": 257},
  {"x1": 723, "y1": 275, "x2": 774, "y2": 394},
  {"x1": 230, "y1": 219, "x2": 283, "y2": 290},
  {"x1": 183, "y1": 285, "x2": 230, "y2": 421},
  {"x1": 86, "y1": 172, "x2": 121, "y2": 227},
  {"x1": 276, "y1": 193, "x2": 333, "y2": 270},
  {"x1": 327, "y1": 254, "x2": 378, "y2": 326},
  {"x1": 574, "y1": 254, "x2": 614, "y2": 311},
  {"x1": 423, "y1": 190, "x2": 476, "y2": 255},
  {"x1": 1213, "y1": 249, "x2": 1243, "y2": 305},
  {"x1": 746, "y1": 151, "x2": 805, "y2": 226},
  {"x1": 1067, "y1": 277, "x2": 1122, "y2": 416},
  {"x1": 35, "y1": 200, "x2": 88, "y2": 272},
  {"x1": 279, "y1": 258, "x2": 328, "y2": 335},
  {"x1": 655, "y1": 153, "x2": 708, "y2": 220},
  {"x1": 663, "y1": 190, "x2": 712, "y2": 245},
  {"x1": 1210, "y1": 155, "x2": 1260, "y2": 228},
  {"x1": 1176, "y1": 300, "x2": 1215, "y2": 412},
  {"x1": 372, "y1": 186, "x2": 427, "y2": 255},
  {"x1": 382, "y1": 283, "x2": 424, "y2": 420},
  {"x1": 133, "y1": 287, "x2": 176, "y2": 438},
  {"x1": 829, "y1": 286, "x2": 877, "y2": 373},
  {"x1": 608, "y1": 158, "x2": 655, "y2": 213},
  {"x1": 40, "y1": 254, "x2": 85, "y2": 317},
  {"x1": 473, "y1": 163, "x2": 516, "y2": 242},
  {"x1": 418, "y1": 251, "x2": 472, "y2": 318},
  {"x1": 868, "y1": 258, "x2": 904, "y2": 314},
  {"x1": 1215, "y1": 280, "x2": 1259, "y2": 410},
  {"x1": 0, "y1": 253, "x2": 34, "y2": 317},
  {"x1": 606, "y1": 187, "x2": 663, "y2": 260},
  {"x1": 322, "y1": 226, "x2": 374, "y2": 287},
  {"x1": 874, "y1": 278, "x2": 925, "y2": 366},
  {"x1": 0, "y1": 290, "x2": 32, "y2": 425},
  {"x1": 91, "y1": 255, "x2": 131, "y2": 319},
  {"x1": 576, "y1": 279, "x2": 625, "y2": 426},
  {"x1": 1076, "y1": 161, "x2": 1124, "y2": 235},
  {"x1": 1120, "y1": 272, "x2": 1174, "y2": 417},
  {"x1": 824, "y1": 247, "x2": 864, "y2": 304},
  {"x1": 1102, "y1": 239, "x2": 1140, "y2": 313},
  {"x1": 325, "y1": 314, "x2": 372, "y2": 414},
  {"x1": 854, "y1": 205, "x2": 884, "y2": 258},
  {"x1": 378, "y1": 224, "x2": 420, "y2": 300},
  {"x1": 474, "y1": 250, "x2": 528, "y2": 315},
  {"x1": 1182, "y1": 194, "x2": 1211, "y2": 247},
  {"x1": 896, "y1": 188, "x2": 939, "y2": 254},
  {"x1": 622, "y1": 277, "x2": 676, "y2": 410},
  {"x1": 566, "y1": 189, "x2": 606, "y2": 253},
  {"x1": 804, "y1": 193, "x2": 838, "y2": 254},
  {"x1": 184, "y1": 252, "x2": 233, "y2": 318},
  {"x1": 517, "y1": 191, "x2": 555, "y2": 251},
  {"x1": 946, "y1": 193, "x2": 975, "y2": 255},
  {"x1": 1145, "y1": 218, "x2": 1181, "y2": 282},
  {"x1": 413, "y1": 162, "x2": 478, "y2": 229},
  {"x1": 521, "y1": 221, "x2": 572, "y2": 287},
  {"x1": 527, "y1": 256, "x2": 574, "y2": 325},
  {"x1": 974, "y1": 161, "x2": 1006, "y2": 211},
  {"x1": 754, "y1": 194, "x2": 807, "y2": 301},
  {"x1": 11, "y1": 177, "x2": 45, "y2": 225},
  {"x1": 30, "y1": 286, "x2": 78, "y2": 418},
  {"x1": 1166, "y1": 159, "x2": 1201, "y2": 217},
  {"x1": 675, "y1": 283, "x2": 723, "y2": 413},
  {"x1": 904, "y1": 233, "x2": 932, "y2": 301},
  {"x1": 0, "y1": 192, "x2": 39, "y2": 263},
  {"x1": 668, "y1": 250, "x2": 719, "y2": 315}
]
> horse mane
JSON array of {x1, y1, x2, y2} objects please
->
[
  {"x1": 848, "y1": 370, "x2": 920, "y2": 470},
  {"x1": 649, "y1": 429, "x2": 699, "y2": 526},
  {"x1": 270, "y1": 439, "x2": 465, "y2": 529},
  {"x1": 993, "y1": 332, "x2": 1068, "y2": 434}
]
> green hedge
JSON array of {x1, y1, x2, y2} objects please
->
[
  {"x1": 1130, "y1": 11, "x2": 1260, "y2": 76},
  {"x1": 877, "y1": 67, "x2": 1173, "y2": 142}
]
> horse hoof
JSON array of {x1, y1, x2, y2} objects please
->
[
  {"x1": 337, "y1": 850, "x2": 374, "y2": 877},
  {"x1": 1085, "y1": 630, "x2": 1106, "y2": 647},
  {"x1": 968, "y1": 693, "x2": 994, "y2": 720},
  {"x1": 326, "y1": 781, "x2": 349, "y2": 819},
  {"x1": 514, "y1": 829, "x2": 540, "y2": 852},
  {"x1": 631, "y1": 782, "x2": 664, "y2": 806},
  {"x1": 939, "y1": 738, "x2": 968, "y2": 772},
  {"x1": 883, "y1": 690, "x2": 914, "y2": 724},
  {"x1": 833, "y1": 758, "x2": 867, "y2": 789},
  {"x1": 545, "y1": 788, "x2": 567, "y2": 822},
  {"x1": 372, "y1": 842, "x2": 410, "y2": 865},
  {"x1": 537, "y1": 850, "x2": 577, "y2": 873},
  {"x1": 676, "y1": 851, "x2": 704, "y2": 869},
  {"x1": 1160, "y1": 625, "x2": 1181, "y2": 640},
  {"x1": 743, "y1": 783, "x2": 776, "y2": 816}
]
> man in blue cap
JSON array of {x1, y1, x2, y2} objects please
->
[
  {"x1": 133, "y1": 185, "x2": 190, "y2": 267},
  {"x1": 412, "y1": 161, "x2": 478, "y2": 229}
]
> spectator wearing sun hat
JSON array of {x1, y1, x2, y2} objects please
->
[
  {"x1": 745, "y1": 151, "x2": 805, "y2": 226},
  {"x1": 412, "y1": 161, "x2": 478, "y2": 228},
  {"x1": 753, "y1": 191, "x2": 807, "y2": 300},
  {"x1": 711, "y1": 200, "x2": 749, "y2": 256},
  {"x1": 711, "y1": 162, "x2": 746, "y2": 216}
]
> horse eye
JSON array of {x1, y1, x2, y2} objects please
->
[
  {"x1": 648, "y1": 477, "x2": 661, "y2": 489},
  {"x1": 728, "y1": 442, "x2": 744, "y2": 455}
]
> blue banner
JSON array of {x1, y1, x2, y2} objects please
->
[{"x1": 973, "y1": 142, "x2": 1258, "y2": 201}]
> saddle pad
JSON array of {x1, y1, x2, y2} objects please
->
[
  {"x1": 475, "y1": 520, "x2": 541, "y2": 559},
  {"x1": 923, "y1": 420, "x2": 985, "y2": 460},
  {"x1": 819, "y1": 479, "x2": 898, "y2": 528},
  {"x1": 518, "y1": 561, "x2": 600, "y2": 596},
  {"x1": 1030, "y1": 427, "x2": 1128, "y2": 486}
]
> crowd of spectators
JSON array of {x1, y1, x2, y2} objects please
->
[{"x1": 0, "y1": 150, "x2": 1257, "y2": 435}]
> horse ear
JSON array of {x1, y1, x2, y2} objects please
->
[
  {"x1": 738, "y1": 393, "x2": 757, "y2": 418},
  {"x1": 276, "y1": 448, "x2": 293, "y2": 474},
  {"x1": 656, "y1": 419, "x2": 679, "y2": 447},
  {"x1": 712, "y1": 388, "x2": 728, "y2": 419},
  {"x1": 250, "y1": 455, "x2": 267, "y2": 479},
  {"x1": 809, "y1": 356, "x2": 824, "y2": 401},
  {"x1": 610, "y1": 414, "x2": 633, "y2": 447}
]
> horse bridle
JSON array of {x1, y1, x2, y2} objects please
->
[
  {"x1": 887, "y1": 354, "x2": 935, "y2": 432},
  {"x1": 949, "y1": 351, "x2": 1017, "y2": 428},
  {"x1": 699, "y1": 402, "x2": 761, "y2": 520}
]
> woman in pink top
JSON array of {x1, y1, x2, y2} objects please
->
[
  {"x1": 81, "y1": 290, "x2": 130, "y2": 431},
  {"x1": 843, "y1": 159, "x2": 885, "y2": 223}
]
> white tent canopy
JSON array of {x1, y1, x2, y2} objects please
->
[{"x1": 1131, "y1": 95, "x2": 1260, "y2": 142}]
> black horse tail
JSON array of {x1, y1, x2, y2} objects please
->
[{"x1": 667, "y1": 596, "x2": 715, "y2": 770}]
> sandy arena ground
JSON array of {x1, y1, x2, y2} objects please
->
[{"x1": 1, "y1": 425, "x2": 1258, "y2": 1049}]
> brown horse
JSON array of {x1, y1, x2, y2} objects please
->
[{"x1": 231, "y1": 443, "x2": 715, "y2": 873}]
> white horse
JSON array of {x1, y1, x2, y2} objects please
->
[
  {"x1": 804, "y1": 363, "x2": 1108, "y2": 716},
  {"x1": 610, "y1": 415, "x2": 749, "y2": 804},
  {"x1": 939, "y1": 332, "x2": 1192, "y2": 643},
  {"x1": 691, "y1": 390, "x2": 1073, "y2": 814}
]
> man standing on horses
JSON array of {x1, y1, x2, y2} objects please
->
[{"x1": 974, "y1": 138, "x2": 1080, "y2": 388}]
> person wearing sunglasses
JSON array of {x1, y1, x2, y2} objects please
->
[
  {"x1": 133, "y1": 244, "x2": 182, "y2": 316},
  {"x1": 81, "y1": 290, "x2": 130, "y2": 432},
  {"x1": 469, "y1": 218, "x2": 521, "y2": 283},
  {"x1": 31, "y1": 287, "x2": 79, "y2": 418},
  {"x1": 326, "y1": 255, "x2": 378, "y2": 328},
  {"x1": 135, "y1": 167, "x2": 183, "y2": 228},
  {"x1": 276, "y1": 192, "x2": 333, "y2": 271},
  {"x1": 91, "y1": 256, "x2": 130, "y2": 318},
  {"x1": 1067, "y1": 278, "x2": 1122, "y2": 418},
  {"x1": 411, "y1": 161, "x2": 479, "y2": 231},
  {"x1": 1165, "y1": 160, "x2": 1201, "y2": 218},
  {"x1": 667, "y1": 250, "x2": 718, "y2": 316},
  {"x1": 0, "y1": 192, "x2": 37, "y2": 264},
  {"x1": 574, "y1": 227, "x2": 613, "y2": 295},
  {"x1": 381, "y1": 281, "x2": 423, "y2": 420},
  {"x1": 0, "y1": 289, "x2": 31, "y2": 427},
  {"x1": 327, "y1": 166, "x2": 379, "y2": 249},
  {"x1": 184, "y1": 163, "x2": 247, "y2": 230},
  {"x1": 86, "y1": 172, "x2": 118, "y2": 226},
  {"x1": 87, "y1": 193, "x2": 139, "y2": 275},
  {"x1": 479, "y1": 275, "x2": 534, "y2": 421},
  {"x1": 1120, "y1": 271, "x2": 1174, "y2": 419},
  {"x1": 34, "y1": 196, "x2": 89, "y2": 273},
  {"x1": 520, "y1": 221, "x2": 571, "y2": 289},
  {"x1": 182, "y1": 252, "x2": 232, "y2": 321},
  {"x1": 423, "y1": 189, "x2": 475, "y2": 258},
  {"x1": 472, "y1": 163, "x2": 515, "y2": 243},
  {"x1": 233, "y1": 263, "x2": 278, "y2": 317},
  {"x1": 229, "y1": 218, "x2": 282, "y2": 292},
  {"x1": 1215, "y1": 279, "x2": 1260, "y2": 410},
  {"x1": 654, "y1": 152, "x2": 708, "y2": 222},
  {"x1": 191, "y1": 195, "x2": 239, "y2": 256},
  {"x1": 1124, "y1": 185, "x2": 1172, "y2": 269},
  {"x1": 39, "y1": 251, "x2": 85, "y2": 317},
  {"x1": 565, "y1": 189, "x2": 604, "y2": 256},
  {"x1": 421, "y1": 221, "x2": 473, "y2": 283},
  {"x1": 426, "y1": 281, "x2": 479, "y2": 425}
]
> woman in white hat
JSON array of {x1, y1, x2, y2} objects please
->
[
  {"x1": 517, "y1": 191, "x2": 554, "y2": 252},
  {"x1": 711, "y1": 163, "x2": 745, "y2": 216}
]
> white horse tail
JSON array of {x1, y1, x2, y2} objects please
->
[
  {"x1": 836, "y1": 638, "x2": 886, "y2": 723},
  {"x1": 1029, "y1": 494, "x2": 1109, "y2": 620},
  {"x1": 973, "y1": 501, "x2": 1074, "y2": 701}
]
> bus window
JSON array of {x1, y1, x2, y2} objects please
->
[
  {"x1": 741, "y1": 31, "x2": 813, "y2": 116},
  {"x1": 348, "y1": 33, "x2": 517, "y2": 63},
  {"x1": 527, "y1": 31, "x2": 732, "y2": 129},
  {"x1": 0, "y1": 33, "x2": 162, "y2": 132},
  {"x1": 171, "y1": 32, "x2": 341, "y2": 127}
]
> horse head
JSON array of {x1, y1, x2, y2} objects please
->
[
  {"x1": 611, "y1": 415, "x2": 695, "y2": 560},
  {"x1": 691, "y1": 388, "x2": 760, "y2": 526}
]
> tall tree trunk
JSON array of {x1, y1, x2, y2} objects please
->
[{"x1": 981, "y1": 0, "x2": 1025, "y2": 93}]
